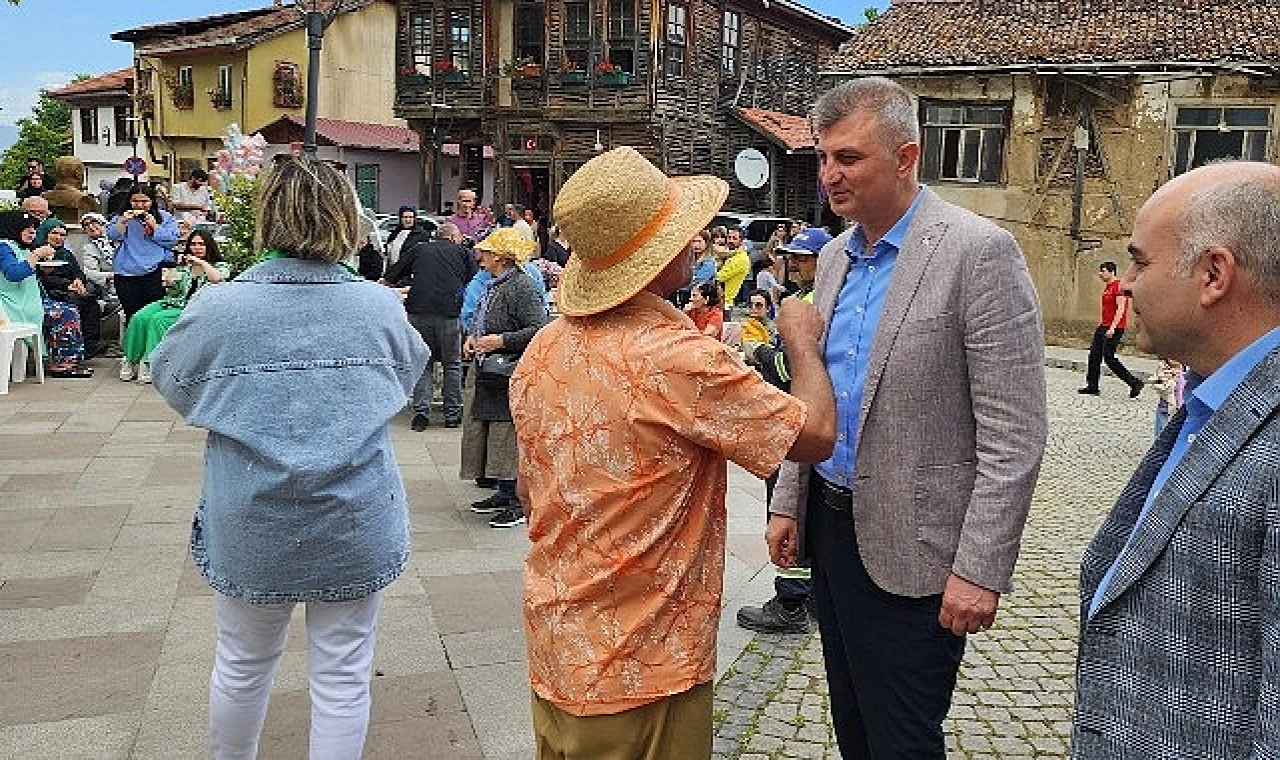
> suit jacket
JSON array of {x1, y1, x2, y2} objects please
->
[
  {"x1": 1074, "y1": 348, "x2": 1280, "y2": 758},
  {"x1": 770, "y1": 187, "x2": 1047, "y2": 597}
]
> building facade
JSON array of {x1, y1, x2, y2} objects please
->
[
  {"x1": 112, "y1": 1, "x2": 402, "y2": 183},
  {"x1": 47, "y1": 69, "x2": 149, "y2": 190},
  {"x1": 393, "y1": 0, "x2": 851, "y2": 219},
  {"x1": 826, "y1": 0, "x2": 1280, "y2": 337}
]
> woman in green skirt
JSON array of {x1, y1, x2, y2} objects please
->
[{"x1": 121, "y1": 229, "x2": 228, "y2": 383}]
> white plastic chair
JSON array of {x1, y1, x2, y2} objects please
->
[{"x1": 0, "y1": 322, "x2": 45, "y2": 395}]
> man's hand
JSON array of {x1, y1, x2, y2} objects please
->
[
  {"x1": 938, "y1": 573, "x2": 1000, "y2": 636},
  {"x1": 776, "y1": 297, "x2": 825, "y2": 351},
  {"x1": 1105, "y1": 327, "x2": 1116, "y2": 338},
  {"x1": 69, "y1": 279, "x2": 87, "y2": 297},
  {"x1": 765, "y1": 514, "x2": 799, "y2": 568}
]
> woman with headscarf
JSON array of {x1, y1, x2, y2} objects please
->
[
  {"x1": 148, "y1": 156, "x2": 428, "y2": 758},
  {"x1": 79, "y1": 212, "x2": 118, "y2": 311},
  {"x1": 460, "y1": 228, "x2": 549, "y2": 529},
  {"x1": 35, "y1": 217, "x2": 103, "y2": 357},
  {"x1": 0, "y1": 211, "x2": 92, "y2": 377},
  {"x1": 120, "y1": 229, "x2": 229, "y2": 383},
  {"x1": 384, "y1": 206, "x2": 430, "y2": 272}
]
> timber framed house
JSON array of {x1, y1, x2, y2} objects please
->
[{"x1": 394, "y1": 0, "x2": 851, "y2": 219}]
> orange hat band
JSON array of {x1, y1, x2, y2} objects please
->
[{"x1": 580, "y1": 180, "x2": 681, "y2": 272}]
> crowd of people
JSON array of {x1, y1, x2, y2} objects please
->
[{"x1": 7, "y1": 74, "x2": 1279, "y2": 760}]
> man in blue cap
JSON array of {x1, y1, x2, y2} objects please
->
[{"x1": 736, "y1": 224, "x2": 836, "y2": 634}]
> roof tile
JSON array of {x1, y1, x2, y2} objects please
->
[
  {"x1": 736, "y1": 108, "x2": 814, "y2": 151},
  {"x1": 48, "y1": 68, "x2": 133, "y2": 97}
]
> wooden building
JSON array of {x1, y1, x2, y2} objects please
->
[
  {"x1": 393, "y1": 0, "x2": 851, "y2": 219},
  {"x1": 825, "y1": 0, "x2": 1280, "y2": 338}
]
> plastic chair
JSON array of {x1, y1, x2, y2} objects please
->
[{"x1": 1, "y1": 323, "x2": 45, "y2": 395}]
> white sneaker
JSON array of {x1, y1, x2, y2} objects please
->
[
  {"x1": 138, "y1": 362, "x2": 152, "y2": 384},
  {"x1": 119, "y1": 359, "x2": 136, "y2": 381}
]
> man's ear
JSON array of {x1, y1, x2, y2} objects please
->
[
  {"x1": 1199, "y1": 246, "x2": 1237, "y2": 308},
  {"x1": 896, "y1": 142, "x2": 921, "y2": 177}
]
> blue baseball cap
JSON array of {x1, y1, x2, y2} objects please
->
[{"x1": 776, "y1": 227, "x2": 833, "y2": 256}]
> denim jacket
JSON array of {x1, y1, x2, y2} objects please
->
[{"x1": 150, "y1": 258, "x2": 430, "y2": 603}]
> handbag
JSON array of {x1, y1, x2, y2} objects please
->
[{"x1": 476, "y1": 352, "x2": 517, "y2": 389}]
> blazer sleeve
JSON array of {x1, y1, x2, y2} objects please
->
[
  {"x1": 496, "y1": 275, "x2": 548, "y2": 354},
  {"x1": 952, "y1": 227, "x2": 1048, "y2": 593},
  {"x1": 1256, "y1": 489, "x2": 1280, "y2": 750}
]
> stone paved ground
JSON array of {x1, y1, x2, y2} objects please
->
[{"x1": 711, "y1": 361, "x2": 1158, "y2": 759}]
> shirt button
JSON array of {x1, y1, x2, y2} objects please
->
[
  {"x1": 847, "y1": 350, "x2": 854, "y2": 357},
  {"x1": 840, "y1": 392, "x2": 848, "y2": 399},
  {"x1": 837, "y1": 433, "x2": 846, "y2": 442},
  {"x1": 855, "y1": 306, "x2": 864, "y2": 314},
  {"x1": 1187, "y1": 434, "x2": 1197, "y2": 443},
  {"x1": 868, "y1": 265, "x2": 876, "y2": 272}
]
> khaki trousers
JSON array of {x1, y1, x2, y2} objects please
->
[{"x1": 531, "y1": 682, "x2": 713, "y2": 760}]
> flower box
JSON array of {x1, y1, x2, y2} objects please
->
[
  {"x1": 598, "y1": 71, "x2": 631, "y2": 86},
  {"x1": 442, "y1": 70, "x2": 469, "y2": 84},
  {"x1": 401, "y1": 73, "x2": 430, "y2": 85},
  {"x1": 559, "y1": 70, "x2": 588, "y2": 84}
]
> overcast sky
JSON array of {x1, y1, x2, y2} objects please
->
[{"x1": 0, "y1": 0, "x2": 879, "y2": 134}]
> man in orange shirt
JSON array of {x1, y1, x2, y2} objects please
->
[{"x1": 509, "y1": 147, "x2": 837, "y2": 759}]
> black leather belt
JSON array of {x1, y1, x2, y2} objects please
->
[{"x1": 813, "y1": 473, "x2": 852, "y2": 512}]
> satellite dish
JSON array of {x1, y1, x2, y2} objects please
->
[{"x1": 734, "y1": 148, "x2": 769, "y2": 189}]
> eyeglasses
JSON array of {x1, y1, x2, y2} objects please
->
[{"x1": 750, "y1": 301, "x2": 767, "y2": 309}]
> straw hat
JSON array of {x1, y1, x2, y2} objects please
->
[
  {"x1": 553, "y1": 147, "x2": 728, "y2": 316},
  {"x1": 475, "y1": 227, "x2": 537, "y2": 265}
]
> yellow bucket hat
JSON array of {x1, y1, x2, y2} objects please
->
[{"x1": 474, "y1": 227, "x2": 537, "y2": 265}]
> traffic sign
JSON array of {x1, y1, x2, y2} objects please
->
[{"x1": 124, "y1": 156, "x2": 147, "y2": 176}]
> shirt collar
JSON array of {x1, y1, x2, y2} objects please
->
[
  {"x1": 848, "y1": 186, "x2": 924, "y2": 260},
  {"x1": 1186, "y1": 324, "x2": 1280, "y2": 416}
]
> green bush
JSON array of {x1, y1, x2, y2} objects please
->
[{"x1": 214, "y1": 173, "x2": 261, "y2": 277}]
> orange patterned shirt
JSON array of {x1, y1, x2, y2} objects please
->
[{"x1": 510, "y1": 292, "x2": 806, "y2": 716}]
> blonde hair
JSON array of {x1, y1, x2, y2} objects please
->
[{"x1": 255, "y1": 157, "x2": 358, "y2": 263}]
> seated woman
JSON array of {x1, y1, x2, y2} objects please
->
[
  {"x1": 120, "y1": 229, "x2": 228, "y2": 383},
  {"x1": 79, "y1": 212, "x2": 119, "y2": 314},
  {"x1": 684, "y1": 281, "x2": 724, "y2": 340},
  {"x1": 35, "y1": 218, "x2": 103, "y2": 357},
  {"x1": 0, "y1": 211, "x2": 92, "y2": 377}
]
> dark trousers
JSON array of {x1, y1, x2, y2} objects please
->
[
  {"x1": 1084, "y1": 325, "x2": 1141, "y2": 390},
  {"x1": 72, "y1": 295, "x2": 102, "y2": 356},
  {"x1": 116, "y1": 269, "x2": 165, "y2": 324},
  {"x1": 808, "y1": 474, "x2": 965, "y2": 759},
  {"x1": 407, "y1": 313, "x2": 463, "y2": 422},
  {"x1": 765, "y1": 470, "x2": 811, "y2": 607}
]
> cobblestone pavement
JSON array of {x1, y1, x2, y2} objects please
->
[{"x1": 711, "y1": 364, "x2": 1158, "y2": 759}]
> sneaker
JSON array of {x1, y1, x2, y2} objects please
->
[
  {"x1": 736, "y1": 597, "x2": 810, "y2": 635},
  {"x1": 1077, "y1": 387, "x2": 1100, "y2": 396},
  {"x1": 138, "y1": 362, "x2": 152, "y2": 384},
  {"x1": 1129, "y1": 381, "x2": 1144, "y2": 399},
  {"x1": 444, "y1": 419, "x2": 462, "y2": 428},
  {"x1": 119, "y1": 359, "x2": 136, "y2": 381},
  {"x1": 470, "y1": 492, "x2": 512, "y2": 514},
  {"x1": 474, "y1": 477, "x2": 499, "y2": 489},
  {"x1": 489, "y1": 506, "x2": 527, "y2": 528},
  {"x1": 411, "y1": 413, "x2": 430, "y2": 431}
]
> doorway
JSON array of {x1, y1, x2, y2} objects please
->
[{"x1": 510, "y1": 165, "x2": 550, "y2": 222}]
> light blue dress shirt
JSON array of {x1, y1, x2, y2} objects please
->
[
  {"x1": 1089, "y1": 325, "x2": 1280, "y2": 617},
  {"x1": 814, "y1": 188, "x2": 924, "y2": 488},
  {"x1": 460, "y1": 262, "x2": 546, "y2": 332}
]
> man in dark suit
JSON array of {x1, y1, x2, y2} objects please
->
[
  {"x1": 767, "y1": 77, "x2": 1048, "y2": 757},
  {"x1": 383, "y1": 221, "x2": 477, "y2": 430},
  {"x1": 1075, "y1": 161, "x2": 1280, "y2": 758}
]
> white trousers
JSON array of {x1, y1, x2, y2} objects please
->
[{"x1": 209, "y1": 591, "x2": 383, "y2": 760}]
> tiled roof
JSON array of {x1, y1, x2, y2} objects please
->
[
  {"x1": 735, "y1": 108, "x2": 814, "y2": 151},
  {"x1": 113, "y1": 1, "x2": 379, "y2": 55},
  {"x1": 261, "y1": 114, "x2": 419, "y2": 152},
  {"x1": 827, "y1": 0, "x2": 1280, "y2": 72},
  {"x1": 48, "y1": 68, "x2": 133, "y2": 98}
]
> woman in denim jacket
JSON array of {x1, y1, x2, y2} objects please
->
[{"x1": 150, "y1": 158, "x2": 429, "y2": 759}]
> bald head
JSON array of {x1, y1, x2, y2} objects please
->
[
  {"x1": 1152, "y1": 161, "x2": 1280, "y2": 302},
  {"x1": 20, "y1": 196, "x2": 49, "y2": 221}
]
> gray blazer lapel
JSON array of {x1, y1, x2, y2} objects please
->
[
  {"x1": 856, "y1": 192, "x2": 948, "y2": 444},
  {"x1": 1091, "y1": 351, "x2": 1280, "y2": 615}
]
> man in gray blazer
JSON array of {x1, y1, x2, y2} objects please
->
[
  {"x1": 1075, "y1": 161, "x2": 1280, "y2": 757},
  {"x1": 767, "y1": 77, "x2": 1047, "y2": 757}
]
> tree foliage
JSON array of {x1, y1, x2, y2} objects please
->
[
  {"x1": 0, "y1": 88, "x2": 73, "y2": 190},
  {"x1": 213, "y1": 174, "x2": 264, "y2": 276},
  {"x1": 862, "y1": 7, "x2": 882, "y2": 24}
]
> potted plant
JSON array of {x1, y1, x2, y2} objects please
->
[
  {"x1": 559, "y1": 58, "x2": 587, "y2": 84},
  {"x1": 595, "y1": 60, "x2": 630, "y2": 85},
  {"x1": 399, "y1": 64, "x2": 429, "y2": 85},
  {"x1": 172, "y1": 82, "x2": 194, "y2": 109},
  {"x1": 503, "y1": 57, "x2": 544, "y2": 79},
  {"x1": 435, "y1": 59, "x2": 467, "y2": 83}
]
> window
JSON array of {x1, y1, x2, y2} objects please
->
[
  {"x1": 178, "y1": 66, "x2": 193, "y2": 91},
  {"x1": 1172, "y1": 106, "x2": 1272, "y2": 175},
  {"x1": 173, "y1": 65, "x2": 194, "y2": 108},
  {"x1": 409, "y1": 11, "x2": 431, "y2": 73},
  {"x1": 113, "y1": 105, "x2": 134, "y2": 145},
  {"x1": 562, "y1": 1, "x2": 589, "y2": 74},
  {"x1": 449, "y1": 8, "x2": 472, "y2": 74},
  {"x1": 80, "y1": 108, "x2": 99, "y2": 144},
  {"x1": 606, "y1": 0, "x2": 635, "y2": 73},
  {"x1": 515, "y1": 3, "x2": 544, "y2": 64},
  {"x1": 214, "y1": 65, "x2": 233, "y2": 109},
  {"x1": 921, "y1": 103, "x2": 1008, "y2": 184},
  {"x1": 721, "y1": 10, "x2": 740, "y2": 74},
  {"x1": 665, "y1": 1, "x2": 687, "y2": 78},
  {"x1": 355, "y1": 164, "x2": 379, "y2": 210}
]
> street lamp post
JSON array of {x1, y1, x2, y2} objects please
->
[{"x1": 298, "y1": 1, "x2": 344, "y2": 155}]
